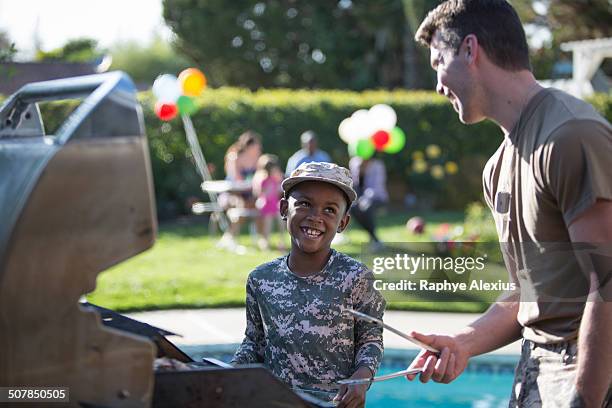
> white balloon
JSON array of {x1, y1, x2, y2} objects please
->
[
  {"x1": 369, "y1": 104, "x2": 397, "y2": 131},
  {"x1": 152, "y1": 74, "x2": 181, "y2": 103},
  {"x1": 338, "y1": 118, "x2": 355, "y2": 144},
  {"x1": 350, "y1": 109, "x2": 375, "y2": 140}
]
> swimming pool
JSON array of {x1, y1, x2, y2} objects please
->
[
  {"x1": 183, "y1": 344, "x2": 518, "y2": 407},
  {"x1": 368, "y1": 349, "x2": 516, "y2": 407}
]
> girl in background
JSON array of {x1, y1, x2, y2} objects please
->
[{"x1": 252, "y1": 154, "x2": 285, "y2": 251}]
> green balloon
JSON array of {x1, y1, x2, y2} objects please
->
[
  {"x1": 384, "y1": 127, "x2": 406, "y2": 154},
  {"x1": 349, "y1": 138, "x2": 375, "y2": 159},
  {"x1": 177, "y1": 95, "x2": 197, "y2": 115}
]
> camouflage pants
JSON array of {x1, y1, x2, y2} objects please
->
[{"x1": 509, "y1": 339, "x2": 612, "y2": 408}]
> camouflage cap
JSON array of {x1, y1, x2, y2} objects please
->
[{"x1": 282, "y1": 161, "x2": 357, "y2": 203}]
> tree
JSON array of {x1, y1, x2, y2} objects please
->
[
  {"x1": 0, "y1": 30, "x2": 17, "y2": 62},
  {"x1": 545, "y1": 0, "x2": 611, "y2": 43},
  {"x1": 401, "y1": 0, "x2": 443, "y2": 89},
  {"x1": 514, "y1": 0, "x2": 612, "y2": 78},
  {"x1": 514, "y1": 0, "x2": 612, "y2": 45},
  {"x1": 163, "y1": 0, "x2": 408, "y2": 89},
  {"x1": 109, "y1": 37, "x2": 193, "y2": 84},
  {"x1": 36, "y1": 38, "x2": 102, "y2": 63}
]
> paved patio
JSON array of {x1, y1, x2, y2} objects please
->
[{"x1": 127, "y1": 308, "x2": 521, "y2": 355}]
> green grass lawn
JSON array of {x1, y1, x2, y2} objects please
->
[{"x1": 87, "y1": 211, "x2": 495, "y2": 313}]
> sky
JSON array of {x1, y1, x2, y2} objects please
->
[{"x1": 0, "y1": 0, "x2": 171, "y2": 59}]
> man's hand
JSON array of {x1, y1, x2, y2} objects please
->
[
  {"x1": 333, "y1": 366, "x2": 372, "y2": 408},
  {"x1": 405, "y1": 332, "x2": 471, "y2": 384}
]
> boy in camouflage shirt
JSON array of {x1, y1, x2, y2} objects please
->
[{"x1": 232, "y1": 162, "x2": 386, "y2": 407}]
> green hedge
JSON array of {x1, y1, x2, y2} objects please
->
[
  {"x1": 140, "y1": 88, "x2": 504, "y2": 218},
  {"x1": 589, "y1": 92, "x2": 612, "y2": 122},
  {"x1": 4, "y1": 89, "x2": 611, "y2": 219},
  {"x1": 143, "y1": 88, "x2": 612, "y2": 218}
]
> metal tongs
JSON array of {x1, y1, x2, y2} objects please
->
[
  {"x1": 337, "y1": 367, "x2": 424, "y2": 385},
  {"x1": 345, "y1": 309, "x2": 439, "y2": 353},
  {"x1": 338, "y1": 309, "x2": 440, "y2": 386}
]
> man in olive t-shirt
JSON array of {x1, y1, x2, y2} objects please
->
[
  {"x1": 482, "y1": 87, "x2": 612, "y2": 345},
  {"x1": 405, "y1": 1, "x2": 612, "y2": 407}
]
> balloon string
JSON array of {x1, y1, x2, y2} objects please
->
[{"x1": 181, "y1": 114, "x2": 229, "y2": 232}]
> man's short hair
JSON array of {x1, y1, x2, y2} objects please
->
[{"x1": 415, "y1": 0, "x2": 531, "y2": 72}]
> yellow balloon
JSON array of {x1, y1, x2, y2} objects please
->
[
  {"x1": 445, "y1": 161, "x2": 459, "y2": 175},
  {"x1": 411, "y1": 150, "x2": 424, "y2": 161},
  {"x1": 179, "y1": 68, "x2": 207, "y2": 96},
  {"x1": 412, "y1": 160, "x2": 428, "y2": 174},
  {"x1": 430, "y1": 164, "x2": 445, "y2": 179},
  {"x1": 426, "y1": 144, "x2": 441, "y2": 159}
]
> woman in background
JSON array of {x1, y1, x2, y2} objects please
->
[
  {"x1": 218, "y1": 131, "x2": 262, "y2": 251},
  {"x1": 349, "y1": 154, "x2": 389, "y2": 250},
  {"x1": 224, "y1": 130, "x2": 262, "y2": 182}
]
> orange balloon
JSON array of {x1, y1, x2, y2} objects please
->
[{"x1": 178, "y1": 68, "x2": 207, "y2": 96}]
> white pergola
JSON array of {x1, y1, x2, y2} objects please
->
[{"x1": 539, "y1": 37, "x2": 612, "y2": 99}]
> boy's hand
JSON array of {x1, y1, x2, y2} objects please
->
[{"x1": 333, "y1": 366, "x2": 372, "y2": 408}]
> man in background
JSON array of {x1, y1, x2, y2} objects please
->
[{"x1": 285, "y1": 130, "x2": 331, "y2": 176}]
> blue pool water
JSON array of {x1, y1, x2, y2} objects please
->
[
  {"x1": 367, "y1": 366, "x2": 513, "y2": 407},
  {"x1": 183, "y1": 345, "x2": 518, "y2": 407}
]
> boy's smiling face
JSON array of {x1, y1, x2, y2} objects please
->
[{"x1": 280, "y1": 181, "x2": 350, "y2": 255}]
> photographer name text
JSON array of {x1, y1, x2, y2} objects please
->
[{"x1": 373, "y1": 279, "x2": 516, "y2": 292}]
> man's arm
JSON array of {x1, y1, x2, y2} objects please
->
[
  {"x1": 568, "y1": 199, "x2": 612, "y2": 407},
  {"x1": 225, "y1": 152, "x2": 240, "y2": 181},
  {"x1": 451, "y1": 293, "x2": 522, "y2": 357},
  {"x1": 406, "y1": 293, "x2": 522, "y2": 383}
]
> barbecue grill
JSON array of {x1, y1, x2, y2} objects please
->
[{"x1": 0, "y1": 72, "x2": 328, "y2": 408}]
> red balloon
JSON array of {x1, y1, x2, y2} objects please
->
[
  {"x1": 371, "y1": 130, "x2": 390, "y2": 150},
  {"x1": 155, "y1": 101, "x2": 178, "y2": 121}
]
